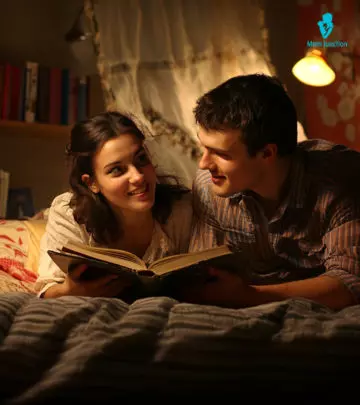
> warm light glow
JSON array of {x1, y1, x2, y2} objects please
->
[{"x1": 292, "y1": 50, "x2": 336, "y2": 86}]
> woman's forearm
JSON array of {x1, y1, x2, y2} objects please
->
[{"x1": 42, "y1": 283, "x2": 66, "y2": 298}]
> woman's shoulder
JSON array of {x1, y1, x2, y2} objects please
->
[
  {"x1": 49, "y1": 191, "x2": 73, "y2": 213},
  {"x1": 48, "y1": 192, "x2": 75, "y2": 220},
  {"x1": 51, "y1": 191, "x2": 73, "y2": 207},
  {"x1": 46, "y1": 192, "x2": 91, "y2": 244}
]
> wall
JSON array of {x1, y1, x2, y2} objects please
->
[
  {"x1": 0, "y1": 0, "x2": 105, "y2": 212},
  {"x1": 0, "y1": 0, "x2": 89, "y2": 73},
  {"x1": 0, "y1": 0, "x2": 302, "y2": 212},
  {"x1": 264, "y1": 0, "x2": 306, "y2": 126},
  {"x1": 297, "y1": 0, "x2": 360, "y2": 149},
  {"x1": 0, "y1": 132, "x2": 69, "y2": 211}
]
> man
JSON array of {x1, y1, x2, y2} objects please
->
[{"x1": 187, "y1": 73, "x2": 360, "y2": 310}]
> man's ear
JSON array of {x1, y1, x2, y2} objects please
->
[
  {"x1": 261, "y1": 144, "x2": 278, "y2": 161},
  {"x1": 81, "y1": 174, "x2": 100, "y2": 194}
]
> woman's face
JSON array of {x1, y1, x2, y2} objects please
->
[{"x1": 87, "y1": 133, "x2": 157, "y2": 215}]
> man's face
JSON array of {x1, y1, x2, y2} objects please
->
[{"x1": 197, "y1": 127, "x2": 267, "y2": 197}]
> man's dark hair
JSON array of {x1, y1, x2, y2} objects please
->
[{"x1": 194, "y1": 74, "x2": 298, "y2": 157}]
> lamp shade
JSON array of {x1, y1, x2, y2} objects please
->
[{"x1": 292, "y1": 49, "x2": 335, "y2": 86}]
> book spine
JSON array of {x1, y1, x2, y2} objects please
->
[
  {"x1": 60, "y1": 68, "x2": 70, "y2": 125},
  {"x1": 36, "y1": 65, "x2": 50, "y2": 123},
  {"x1": 24, "y1": 61, "x2": 38, "y2": 123},
  {"x1": 68, "y1": 72, "x2": 78, "y2": 125},
  {"x1": 18, "y1": 66, "x2": 26, "y2": 121},
  {"x1": 49, "y1": 67, "x2": 62, "y2": 124},
  {"x1": 9, "y1": 65, "x2": 21, "y2": 121}
]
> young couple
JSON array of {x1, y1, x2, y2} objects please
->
[{"x1": 36, "y1": 74, "x2": 360, "y2": 310}]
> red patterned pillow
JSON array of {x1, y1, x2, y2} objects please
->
[
  {"x1": 0, "y1": 270, "x2": 35, "y2": 293},
  {"x1": 0, "y1": 220, "x2": 37, "y2": 293}
]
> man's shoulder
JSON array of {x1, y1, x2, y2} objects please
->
[
  {"x1": 299, "y1": 139, "x2": 360, "y2": 176},
  {"x1": 298, "y1": 138, "x2": 360, "y2": 157},
  {"x1": 299, "y1": 139, "x2": 360, "y2": 203},
  {"x1": 194, "y1": 169, "x2": 212, "y2": 185},
  {"x1": 193, "y1": 170, "x2": 213, "y2": 197}
]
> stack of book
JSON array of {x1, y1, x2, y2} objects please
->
[{"x1": 0, "y1": 61, "x2": 90, "y2": 125}]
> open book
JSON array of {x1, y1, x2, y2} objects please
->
[
  {"x1": 48, "y1": 243, "x2": 244, "y2": 301},
  {"x1": 48, "y1": 242, "x2": 234, "y2": 280}
]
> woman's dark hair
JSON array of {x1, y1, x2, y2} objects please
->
[
  {"x1": 66, "y1": 111, "x2": 189, "y2": 245},
  {"x1": 194, "y1": 74, "x2": 298, "y2": 157}
]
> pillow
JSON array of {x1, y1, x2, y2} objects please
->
[
  {"x1": 0, "y1": 270, "x2": 35, "y2": 293},
  {"x1": 0, "y1": 219, "x2": 37, "y2": 292},
  {"x1": 23, "y1": 220, "x2": 47, "y2": 275}
]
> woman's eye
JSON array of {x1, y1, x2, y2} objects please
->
[
  {"x1": 136, "y1": 153, "x2": 150, "y2": 167},
  {"x1": 109, "y1": 166, "x2": 125, "y2": 176}
]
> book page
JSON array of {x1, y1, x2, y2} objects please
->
[
  {"x1": 62, "y1": 243, "x2": 146, "y2": 269},
  {"x1": 149, "y1": 245, "x2": 232, "y2": 275},
  {"x1": 48, "y1": 251, "x2": 142, "y2": 279},
  {"x1": 62, "y1": 243, "x2": 146, "y2": 271}
]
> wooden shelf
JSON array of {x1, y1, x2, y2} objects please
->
[{"x1": 0, "y1": 120, "x2": 71, "y2": 138}]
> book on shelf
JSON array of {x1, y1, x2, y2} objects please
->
[
  {"x1": 24, "y1": 61, "x2": 38, "y2": 123},
  {"x1": 0, "y1": 60, "x2": 92, "y2": 127},
  {"x1": 48, "y1": 242, "x2": 240, "y2": 299}
]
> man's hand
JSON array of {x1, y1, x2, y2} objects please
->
[
  {"x1": 180, "y1": 267, "x2": 253, "y2": 308},
  {"x1": 180, "y1": 267, "x2": 356, "y2": 310},
  {"x1": 44, "y1": 264, "x2": 133, "y2": 298}
]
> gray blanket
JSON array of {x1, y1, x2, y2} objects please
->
[{"x1": 1, "y1": 292, "x2": 360, "y2": 403}]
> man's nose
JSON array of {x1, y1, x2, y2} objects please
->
[{"x1": 198, "y1": 150, "x2": 213, "y2": 170}]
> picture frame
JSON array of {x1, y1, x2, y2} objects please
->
[{"x1": 6, "y1": 187, "x2": 35, "y2": 219}]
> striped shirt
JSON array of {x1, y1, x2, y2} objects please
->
[{"x1": 189, "y1": 139, "x2": 360, "y2": 303}]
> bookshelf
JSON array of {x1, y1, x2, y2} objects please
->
[
  {"x1": 0, "y1": 61, "x2": 91, "y2": 140},
  {"x1": 0, "y1": 120, "x2": 71, "y2": 138}
]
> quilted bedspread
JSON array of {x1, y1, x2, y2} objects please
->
[{"x1": 1, "y1": 292, "x2": 360, "y2": 403}]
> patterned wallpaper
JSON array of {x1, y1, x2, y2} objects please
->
[{"x1": 298, "y1": 0, "x2": 360, "y2": 150}]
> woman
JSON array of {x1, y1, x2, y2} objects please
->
[{"x1": 36, "y1": 111, "x2": 193, "y2": 299}]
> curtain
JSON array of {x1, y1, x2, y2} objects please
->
[{"x1": 85, "y1": 0, "x2": 275, "y2": 186}]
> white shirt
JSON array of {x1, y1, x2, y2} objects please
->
[{"x1": 35, "y1": 191, "x2": 193, "y2": 296}]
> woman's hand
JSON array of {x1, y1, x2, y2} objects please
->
[{"x1": 43, "y1": 264, "x2": 133, "y2": 298}]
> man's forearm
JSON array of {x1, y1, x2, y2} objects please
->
[{"x1": 248, "y1": 275, "x2": 356, "y2": 310}]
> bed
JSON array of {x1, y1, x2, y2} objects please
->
[{"x1": 0, "y1": 218, "x2": 360, "y2": 403}]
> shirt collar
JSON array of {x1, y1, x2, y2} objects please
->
[{"x1": 282, "y1": 150, "x2": 307, "y2": 210}]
